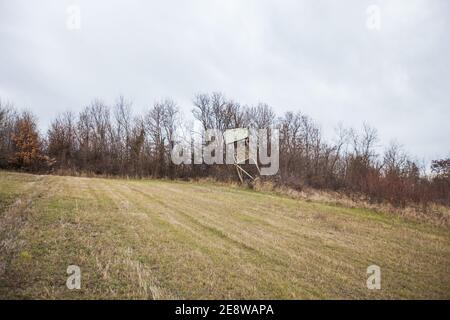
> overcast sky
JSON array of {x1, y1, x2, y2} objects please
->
[{"x1": 0, "y1": 0, "x2": 449, "y2": 162}]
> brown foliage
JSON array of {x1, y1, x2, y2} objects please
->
[{"x1": 9, "y1": 112, "x2": 53, "y2": 171}]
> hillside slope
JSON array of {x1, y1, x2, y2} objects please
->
[{"x1": 0, "y1": 171, "x2": 449, "y2": 299}]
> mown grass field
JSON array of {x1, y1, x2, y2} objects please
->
[{"x1": 0, "y1": 171, "x2": 449, "y2": 299}]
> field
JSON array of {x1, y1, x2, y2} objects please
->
[{"x1": 0, "y1": 171, "x2": 449, "y2": 299}]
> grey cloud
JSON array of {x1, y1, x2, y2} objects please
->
[{"x1": 0, "y1": 0, "x2": 449, "y2": 162}]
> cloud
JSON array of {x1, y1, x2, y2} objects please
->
[{"x1": 0, "y1": 0, "x2": 449, "y2": 161}]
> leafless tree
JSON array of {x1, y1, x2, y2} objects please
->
[
  {"x1": 113, "y1": 96, "x2": 133, "y2": 175},
  {"x1": 47, "y1": 111, "x2": 77, "y2": 169},
  {"x1": 0, "y1": 100, "x2": 17, "y2": 168}
]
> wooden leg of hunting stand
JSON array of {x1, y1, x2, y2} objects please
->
[
  {"x1": 249, "y1": 157, "x2": 261, "y2": 175},
  {"x1": 236, "y1": 165, "x2": 244, "y2": 183},
  {"x1": 235, "y1": 163, "x2": 254, "y2": 182},
  {"x1": 233, "y1": 154, "x2": 254, "y2": 183}
]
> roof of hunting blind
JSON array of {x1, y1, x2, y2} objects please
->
[{"x1": 224, "y1": 128, "x2": 249, "y2": 145}]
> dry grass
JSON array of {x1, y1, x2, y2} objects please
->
[
  {"x1": 0, "y1": 171, "x2": 449, "y2": 299},
  {"x1": 253, "y1": 180, "x2": 450, "y2": 226}
]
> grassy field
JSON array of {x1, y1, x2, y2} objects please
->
[{"x1": 0, "y1": 171, "x2": 449, "y2": 299}]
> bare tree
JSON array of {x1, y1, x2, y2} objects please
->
[
  {"x1": 113, "y1": 96, "x2": 133, "y2": 175},
  {"x1": 47, "y1": 111, "x2": 77, "y2": 170},
  {"x1": 0, "y1": 100, "x2": 17, "y2": 168},
  {"x1": 248, "y1": 103, "x2": 275, "y2": 129},
  {"x1": 145, "y1": 99, "x2": 179, "y2": 177}
]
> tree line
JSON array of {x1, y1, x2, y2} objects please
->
[{"x1": 1, "y1": 93, "x2": 449, "y2": 207}]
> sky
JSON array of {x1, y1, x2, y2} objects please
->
[{"x1": 0, "y1": 0, "x2": 449, "y2": 163}]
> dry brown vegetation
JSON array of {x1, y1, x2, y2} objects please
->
[
  {"x1": 252, "y1": 180, "x2": 450, "y2": 227},
  {"x1": 1, "y1": 171, "x2": 449, "y2": 299}
]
